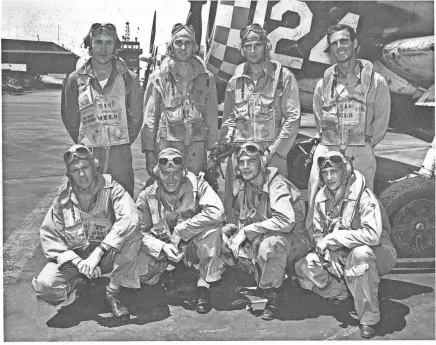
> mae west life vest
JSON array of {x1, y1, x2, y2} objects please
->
[
  {"x1": 77, "y1": 73, "x2": 130, "y2": 147},
  {"x1": 154, "y1": 61, "x2": 211, "y2": 146},
  {"x1": 320, "y1": 60, "x2": 374, "y2": 147},
  {"x1": 60, "y1": 179, "x2": 114, "y2": 250},
  {"x1": 146, "y1": 172, "x2": 199, "y2": 243},
  {"x1": 233, "y1": 61, "x2": 283, "y2": 143}
]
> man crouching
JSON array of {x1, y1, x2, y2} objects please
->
[
  {"x1": 136, "y1": 148, "x2": 225, "y2": 314},
  {"x1": 32, "y1": 145, "x2": 143, "y2": 320},
  {"x1": 295, "y1": 151, "x2": 397, "y2": 338},
  {"x1": 221, "y1": 143, "x2": 311, "y2": 320}
]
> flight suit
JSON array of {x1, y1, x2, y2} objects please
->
[
  {"x1": 136, "y1": 172, "x2": 225, "y2": 285},
  {"x1": 295, "y1": 170, "x2": 397, "y2": 326},
  {"x1": 221, "y1": 59, "x2": 301, "y2": 223},
  {"x1": 31, "y1": 174, "x2": 144, "y2": 304},
  {"x1": 141, "y1": 56, "x2": 218, "y2": 175},
  {"x1": 62, "y1": 58, "x2": 143, "y2": 197},
  {"x1": 306, "y1": 60, "x2": 391, "y2": 232},
  {"x1": 221, "y1": 168, "x2": 311, "y2": 289}
]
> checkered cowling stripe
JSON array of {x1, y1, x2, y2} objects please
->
[{"x1": 206, "y1": 0, "x2": 252, "y2": 82}]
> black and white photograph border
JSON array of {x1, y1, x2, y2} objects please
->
[{"x1": 2, "y1": 0, "x2": 435, "y2": 342}]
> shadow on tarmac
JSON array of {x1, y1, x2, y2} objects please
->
[{"x1": 45, "y1": 264, "x2": 433, "y2": 335}]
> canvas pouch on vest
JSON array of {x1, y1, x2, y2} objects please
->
[
  {"x1": 320, "y1": 60, "x2": 373, "y2": 147},
  {"x1": 158, "y1": 72, "x2": 210, "y2": 146},
  {"x1": 147, "y1": 173, "x2": 199, "y2": 243},
  {"x1": 233, "y1": 61, "x2": 282, "y2": 143},
  {"x1": 61, "y1": 191, "x2": 113, "y2": 250},
  {"x1": 77, "y1": 73, "x2": 130, "y2": 147}
]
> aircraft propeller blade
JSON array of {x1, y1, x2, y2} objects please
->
[{"x1": 143, "y1": 11, "x2": 156, "y2": 91}]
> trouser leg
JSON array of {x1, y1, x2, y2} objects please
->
[
  {"x1": 191, "y1": 227, "x2": 223, "y2": 283},
  {"x1": 295, "y1": 252, "x2": 350, "y2": 300},
  {"x1": 109, "y1": 236, "x2": 144, "y2": 289},
  {"x1": 224, "y1": 158, "x2": 237, "y2": 224},
  {"x1": 31, "y1": 262, "x2": 81, "y2": 304},
  {"x1": 137, "y1": 244, "x2": 169, "y2": 286},
  {"x1": 256, "y1": 234, "x2": 290, "y2": 289},
  {"x1": 344, "y1": 245, "x2": 380, "y2": 325},
  {"x1": 93, "y1": 145, "x2": 135, "y2": 197}
]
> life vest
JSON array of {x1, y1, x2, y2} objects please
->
[
  {"x1": 320, "y1": 60, "x2": 374, "y2": 147},
  {"x1": 153, "y1": 57, "x2": 211, "y2": 146},
  {"x1": 59, "y1": 175, "x2": 114, "y2": 250},
  {"x1": 77, "y1": 72, "x2": 130, "y2": 147},
  {"x1": 233, "y1": 61, "x2": 283, "y2": 143},
  {"x1": 146, "y1": 172, "x2": 199, "y2": 242}
]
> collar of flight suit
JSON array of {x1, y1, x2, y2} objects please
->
[
  {"x1": 160, "y1": 55, "x2": 208, "y2": 82},
  {"x1": 333, "y1": 59, "x2": 363, "y2": 81},
  {"x1": 57, "y1": 173, "x2": 110, "y2": 207},
  {"x1": 233, "y1": 167, "x2": 279, "y2": 196},
  {"x1": 317, "y1": 170, "x2": 366, "y2": 204},
  {"x1": 77, "y1": 57, "x2": 127, "y2": 84},
  {"x1": 233, "y1": 58, "x2": 276, "y2": 81}
]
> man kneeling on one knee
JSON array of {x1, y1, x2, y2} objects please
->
[
  {"x1": 136, "y1": 148, "x2": 225, "y2": 314},
  {"x1": 295, "y1": 151, "x2": 397, "y2": 338},
  {"x1": 221, "y1": 142, "x2": 311, "y2": 320},
  {"x1": 32, "y1": 145, "x2": 143, "y2": 320}
]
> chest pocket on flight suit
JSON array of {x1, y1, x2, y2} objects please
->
[
  {"x1": 62, "y1": 204, "x2": 90, "y2": 250},
  {"x1": 252, "y1": 94, "x2": 275, "y2": 142}
]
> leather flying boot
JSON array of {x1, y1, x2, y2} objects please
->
[
  {"x1": 261, "y1": 288, "x2": 280, "y2": 321},
  {"x1": 104, "y1": 288, "x2": 130, "y2": 321},
  {"x1": 196, "y1": 286, "x2": 212, "y2": 314},
  {"x1": 360, "y1": 324, "x2": 377, "y2": 339}
]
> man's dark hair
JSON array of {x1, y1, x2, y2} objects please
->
[{"x1": 327, "y1": 24, "x2": 356, "y2": 45}]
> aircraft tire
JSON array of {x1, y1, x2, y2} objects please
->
[{"x1": 379, "y1": 176, "x2": 435, "y2": 258}]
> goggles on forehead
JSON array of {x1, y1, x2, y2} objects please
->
[
  {"x1": 63, "y1": 145, "x2": 93, "y2": 166},
  {"x1": 235, "y1": 143, "x2": 263, "y2": 157},
  {"x1": 240, "y1": 23, "x2": 265, "y2": 40},
  {"x1": 90, "y1": 23, "x2": 117, "y2": 33},
  {"x1": 317, "y1": 154, "x2": 347, "y2": 168},
  {"x1": 158, "y1": 156, "x2": 184, "y2": 167},
  {"x1": 171, "y1": 23, "x2": 195, "y2": 36}
]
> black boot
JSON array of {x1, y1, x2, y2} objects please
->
[
  {"x1": 104, "y1": 288, "x2": 130, "y2": 320},
  {"x1": 196, "y1": 286, "x2": 212, "y2": 314},
  {"x1": 261, "y1": 288, "x2": 281, "y2": 321},
  {"x1": 360, "y1": 324, "x2": 377, "y2": 338}
]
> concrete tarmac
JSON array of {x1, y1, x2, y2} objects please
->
[{"x1": 2, "y1": 90, "x2": 435, "y2": 341}]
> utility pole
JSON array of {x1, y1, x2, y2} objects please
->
[{"x1": 58, "y1": 25, "x2": 60, "y2": 45}]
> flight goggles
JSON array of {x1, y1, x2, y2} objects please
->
[
  {"x1": 317, "y1": 153, "x2": 347, "y2": 169},
  {"x1": 240, "y1": 23, "x2": 265, "y2": 40},
  {"x1": 63, "y1": 145, "x2": 93, "y2": 166},
  {"x1": 90, "y1": 23, "x2": 117, "y2": 33},
  {"x1": 235, "y1": 143, "x2": 263, "y2": 157},
  {"x1": 158, "y1": 156, "x2": 184, "y2": 167},
  {"x1": 171, "y1": 23, "x2": 195, "y2": 36}
]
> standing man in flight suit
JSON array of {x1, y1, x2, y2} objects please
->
[
  {"x1": 221, "y1": 23, "x2": 301, "y2": 222},
  {"x1": 136, "y1": 148, "x2": 225, "y2": 314},
  {"x1": 295, "y1": 151, "x2": 397, "y2": 338},
  {"x1": 62, "y1": 23, "x2": 143, "y2": 197},
  {"x1": 221, "y1": 143, "x2": 311, "y2": 320},
  {"x1": 306, "y1": 24, "x2": 391, "y2": 232},
  {"x1": 141, "y1": 23, "x2": 218, "y2": 179}
]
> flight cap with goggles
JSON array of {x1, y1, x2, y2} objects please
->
[
  {"x1": 170, "y1": 23, "x2": 196, "y2": 44},
  {"x1": 63, "y1": 145, "x2": 95, "y2": 167},
  {"x1": 157, "y1": 148, "x2": 185, "y2": 169},
  {"x1": 235, "y1": 142, "x2": 264, "y2": 159},
  {"x1": 240, "y1": 23, "x2": 268, "y2": 44},
  {"x1": 317, "y1": 151, "x2": 347, "y2": 169}
]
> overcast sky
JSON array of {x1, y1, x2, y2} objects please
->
[{"x1": 1, "y1": 0, "x2": 208, "y2": 58}]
